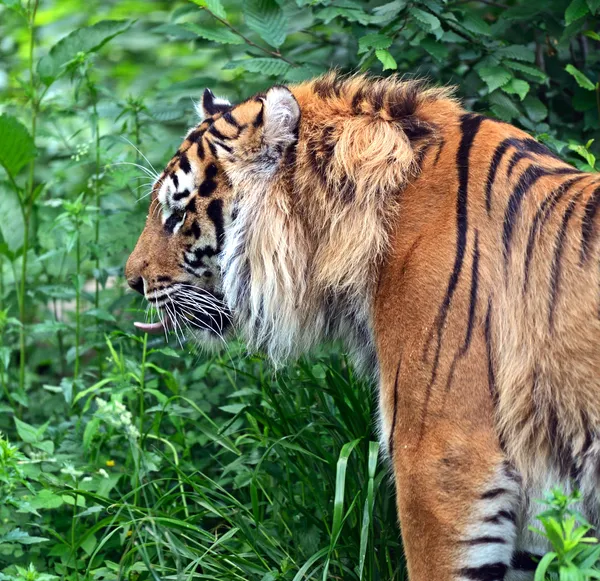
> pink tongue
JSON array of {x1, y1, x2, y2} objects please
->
[{"x1": 134, "y1": 320, "x2": 168, "y2": 335}]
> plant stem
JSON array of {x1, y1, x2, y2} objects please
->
[
  {"x1": 74, "y1": 231, "x2": 81, "y2": 382},
  {"x1": 201, "y1": 6, "x2": 295, "y2": 65},
  {"x1": 18, "y1": 0, "x2": 40, "y2": 394}
]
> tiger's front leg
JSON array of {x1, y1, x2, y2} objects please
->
[{"x1": 390, "y1": 416, "x2": 523, "y2": 581}]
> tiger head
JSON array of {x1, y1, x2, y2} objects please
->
[
  {"x1": 125, "y1": 85, "x2": 302, "y2": 349},
  {"x1": 126, "y1": 73, "x2": 449, "y2": 365}
]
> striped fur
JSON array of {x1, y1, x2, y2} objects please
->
[{"x1": 126, "y1": 72, "x2": 600, "y2": 580}]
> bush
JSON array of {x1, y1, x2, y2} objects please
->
[{"x1": 0, "y1": 0, "x2": 598, "y2": 579}]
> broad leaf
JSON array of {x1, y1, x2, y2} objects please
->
[
  {"x1": 523, "y1": 95, "x2": 548, "y2": 122},
  {"x1": 244, "y1": 0, "x2": 288, "y2": 48},
  {"x1": 182, "y1": 23, "x2": 244, "y2": 44},
  {"x1": 0, "y1": 115, "x2": 36, "y2": 179},
  {"x1": 358, "y1": 33, "x2": 392, "y2": 54},
  {"x1": 409, "y1": 7, "x2": 442, "y2": 38},
  {"x1": 461, "y1": 12, "x2": 492, "y2": 35},
  {"x1": 0, "y1": 182, "x2": 25, "y2": 253},
  {"x1": 375, "y1": 49, "x2": 397, "y2": 71},
  {"x1": 496, "y1": 45, "x2": 535, "y2": 63},
  {"x1": 478, "y1": 66, "x2": 513, "y2": 92},
  {"x1": 502, "y1": 78, "x2": 530, "y2": 100},
  {"x1": 489, "y1": 91, "x2": 521, "y2": 121},
  {"x1": 191, "y1": 0, "x2": 227, "y2": 19},
  {"x1": 37, "y1": 20, "x2": 133, "y2": 85},
  {"x1": 223, "y1": 58, "x2": 291, "y2": 76},
  {"x1": 565, "y1": 0, "x2": 589, "y2": 24},
  {"x1": 565, "y1": 64, "x2": 596, "y2": 90}
]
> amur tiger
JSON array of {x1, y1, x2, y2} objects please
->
[{"x1": 125, "y1": 72, "x2": 600, "y2": 581}]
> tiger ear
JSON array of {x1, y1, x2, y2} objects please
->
[
  {"x1": 261, "y1": 86, "x2": 300, "y2": 150},
  {"x1": 199, "y1": 88, "x2": 232, "y2": 118}
]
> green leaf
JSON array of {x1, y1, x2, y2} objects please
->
[
  {"x1": 478, "y1": 66, "x2": 513, "y2": 92},
  {"x1": 14, "y1": 417, "x2": 46, "y2": 444},
  {"x1": 496, "y1": 45, "x2": 535, "y2": 63},
  {"x1": 534, "y1": 551, "x2": 557, "y2": 581},
  {"x1": 316, "y1": 7, "x2": 372, "y2": 25},
  {"x1": 460, "y1": 12, "x2": 492, "y2": 36},
  {"x1": 587, "y1": 0, "x2": 600, "y2": 12},
  {"x1": 523, "y1": 95, "x2": 548, "y2": 122},
  {"x1": 502, "y1": 78, "x2": 530, "y2": 100},
  {"x1": 29, "y1": 489, "x2": 64, "y2": 510},
  {"x1": 358, "y1": 33, "x2": 392, "y2": 54},
  {"x1": 244, "y1": 0, "x2": 288, "y2": 48},
  {"x1": 223, "y1": 58, "x2": 291, "y2": 76},
  {"x1": 504, "y1": 60, "x2": 548, "y2": 81},
  {"x1": 182, "y1": 23, "x2": 244, "y2": 45},
  {"x1": 409, "y1": 7, "x2": 442, "y2": 37},
  {"x1": 565, "y1": 64, "x2": 597, "y2": 90},
  {"x1": 0, "y1": 529, "x2": 49, "y2": 545},
  {"x1": 488, "y1": 91, "x2": 521, "y2": 121},
  {"x1": 37, "y1": 20, "x2": 134, "y2": 85},
  {"x1": 0, "y1": 182, "x2": 25, "y2": 253},
  {"x1": 421, "y1": 38, "x2": 449, "y2": 61},
  {"x1": 0, "y1": 115, "x2": 36, "y2": 179},
  {"x1": 565, "y1": 0, "x2": 589, "y2": 24},
  {"x1": 584, "y1": 29, "x2": 600, "y2": 40},
  {"x1": 371, "y1": 0, "x2": 407, "y2": 23},
  {"x1": 191, "y1": 0, "x2": 227, "y2": 19},
  {"x1": 375, "y1": 49, "x2": 397, "y2": 71}
]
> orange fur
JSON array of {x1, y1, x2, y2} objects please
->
[{"x1": 126, "y1": 73, "x2": 600, "y2": 580}]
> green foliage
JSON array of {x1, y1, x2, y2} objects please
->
[
  {"x1": 0, "y1": 0, "x2": 598, "y2": 579},
  {"x1": 532, "y1": 489, "x2": 600, "y2": 580}
]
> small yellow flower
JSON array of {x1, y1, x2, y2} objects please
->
[
  {"x1": 126, "y1": 530, "x2": 133, "y2": 537},
  {"x1": 105, "y1": 459, "x2": 115, "y2": 467}
]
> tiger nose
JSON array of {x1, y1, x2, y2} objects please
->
[{"x1": 127, "y1": 276, "x2": 145, "y2": 296}]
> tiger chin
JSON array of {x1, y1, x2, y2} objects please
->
[{"x1": 126, "y1": 72, "x2": 600, "y2": 581}]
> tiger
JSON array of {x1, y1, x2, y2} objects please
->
[{"x1": 125, "y1": 71, "x2": 600, "y2": 581}]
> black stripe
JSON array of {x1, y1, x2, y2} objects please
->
[
  {"x1": 484, "y1": 299, "x2": 498, "y2": 409},
  {"x1": 157, "y1": 275, "x2": 172, "y2": 283},
  {"x1": 458, "y1": 563, "x2": 508, "y2": 580},
  {"x1": 208, "y1": 124, "x2": 228, "y2": 140},
  {"x1": 503, "y1": 166, "x2": 580, "y2": 268},
  {"x1": 191, "y1": 221, "x2": 201, "y2": 239},
  {"x1": 164, "y1": 212, "x2": 182, "y2": 234},
  {"x1": 485, "y1": 140, "x2": 513, "y2": 214},
  {"x1": 485, "y1": 137, "x2": 568, "y2": 214},
  {"x1": 484, "y1": 509, "x2": 516, "y2": 524},
  {"x1": 205, "y1": 162, "x2": 218, "y2": 180},
  {"x1": 433, "y1": 138, "x2": 445, "y2": 166},
  {"x1": 388, "y1": 361, "x2": 401, "y2": 459},
  {"x1": 522, "y1": 176, "x2": 585, "y2": 294},
  {"x1": 214, "y1": 140, "x2": 232, "y2": 154},
  {"x1": 549, "y1": 189, "x2": 584, "y2": 330},
  {"x1": 580, "y1": 185, "x2": 600, "y2": 265},
  {"x1": 197, "y1": 139, "x2": 205, "y2": 160},
  {"x1": 351, "y1": 87, "x2": 365, "y2": 113},
  {"x1": 179, "y1": 153, "x2": 191, "y2": 174},
  {"x1": 444, "y1": 231, "x2": 480, "y2": 393},
  {"x1": 171, "y1": 173, "x2": 179, "y2": 189},
  {"x1": 506, "y1": 149, "x2": 533, "y2": 177},
  {"x1": 172, "y1": 188, "x2": 190, "y2": 201},
  {"x1": 207, "y1": 199, "x2": 225, "y2": 250},
  {"x1": 420, "y1": 114, "x2": 483, "y2": 436},
  {"x1": 511, "y1": 551, "x2": 539, "y2": 571},
  {"x1": 481, "y1": 487, "x2": 508, "y2": 499},
  {"x1": 199, "y1": 180, "x2": 217, "y2": 197},
  {"x1": 460, "y1": 536, "x2": 507, "y2": 545},
  {"x1": 463, "y1": 230, "x2": 479, "y2": 354},
  {"x1": 253, "y1": 106, "x2": 264, "y2": 128},
  {"x1": 222, "y1": 111, "x2": 239, "y2": 128}
]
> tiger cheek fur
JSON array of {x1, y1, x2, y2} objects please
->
[{"x1": 127, "y1": 72, "x2": 600, "y2": 581}]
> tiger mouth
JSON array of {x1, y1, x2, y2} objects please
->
[{"x1": 134, "y1": 286, "x2": 232, "y2": 338}]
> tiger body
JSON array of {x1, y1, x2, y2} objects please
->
[{"x1": 125, "y1": 73, "x2": 600, "y2": 580}]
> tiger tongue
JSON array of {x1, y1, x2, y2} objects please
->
[{"x1": 133, "y1": 319, "x2": 172, "y2": 334}]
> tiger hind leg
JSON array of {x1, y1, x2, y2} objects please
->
[{"x1": 392, "y1": 426, "x2": 524, "y2": 581}]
